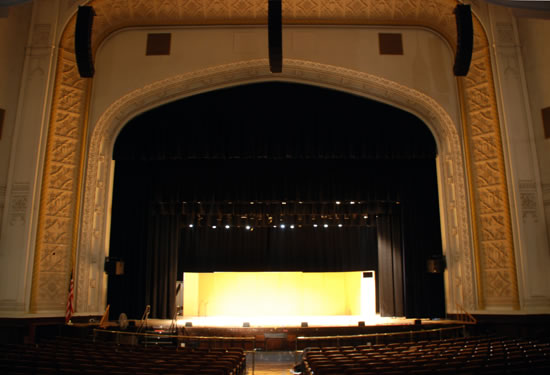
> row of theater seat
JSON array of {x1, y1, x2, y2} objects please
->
[
  {"x1": 0, "y1": 336, "x2": 246, "y2": 374},
  {"x1": 303, "y1": 336, "x2": 550, "y2": 374}
]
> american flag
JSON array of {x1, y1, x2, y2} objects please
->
[{"x1": 65, "y1": 271, "x2": 74, "y2": 324}]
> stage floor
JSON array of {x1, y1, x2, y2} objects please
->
[{"x1": 146, "y1": 314, "x2": 452, "y2": 329}]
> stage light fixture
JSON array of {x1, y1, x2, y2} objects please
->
[
  {"x1": 290, "y1": 224, "x2": 295, "y2": 229},
  {"x1": 225, "y1": 224, "x2": 230, "y2": 229},
  {"x1": 338, "y1": 224, "x2": 343, "y2": 228},
  {"x1": 245, "y1": 225, "x2": 251, "y2": 230},
  {"x1": 188, "y1": 224, "x2": 194, "y2": 228},
  {"x1": 336, "y1": 201, "x2": 341, "y2": 205},
  {"x1": 324, "y1": 224, "x2": 328, "y2": 228},
  {"x1": 350, "y1": 201, "x2": 356, "y2": 205},
  {"x1": 313, "y1": 224, "x2": 318, "y2": 228},
  {"x1": 363, "y1": 215, "x2": 368, "y2": 219},
  {"x1": 212, "y1": 225, "x2": 217, "y2": 229},
  {"x1": 280, "y1": 224, "x2": 285, "y2": 229},
  {"x1": 301, "y1": 322, "x2": 308, "y2": 328}
]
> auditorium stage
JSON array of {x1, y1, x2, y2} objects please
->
[{"x1": 156, "y1": 314, "x2": 449, "y2": 329}]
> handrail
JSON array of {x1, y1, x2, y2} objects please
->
[
  {"x1": 295, "y1": 325, "x2": 466, "y2": 349},
  {"x1": 455, "y1": 303, "x2": 477, "y2": 324},
  {"x1": 93, "y1": 328, "x2": 256, "y2": 341},
  {"x1": 297, "y1": 325, "x2": 463, "y2": 341}
]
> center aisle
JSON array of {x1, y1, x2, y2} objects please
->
[{"x1": 247, "y1": 351, "x2": 297, "y2": 375}]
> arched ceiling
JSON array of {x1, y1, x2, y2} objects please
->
[{"x1": 2, "y1": 0, "x2": 550, "y2": 12}]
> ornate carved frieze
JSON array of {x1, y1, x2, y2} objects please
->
[
  {"x1": 519, "y1": 179, "x2": 538, "y2": 221},
  {"x1": 8, "y1": 183, "x2": 29, "y2": 226},
  {"x1": 461, "y1": 20, "x2": 518, "y2": 306},
  {"x1": 32, "y1": 0, "x2": 517, "y2": 313}
]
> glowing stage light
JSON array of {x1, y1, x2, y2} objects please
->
[
  {"x1": 189, "y1": 224, "x2": 194, "y2": 228},
  {"x1": 225, "y1": 225, "x2": 230, "y2": 229},
  {"x1": 290, "y1": 224, "x2": 295, "y2": 229},
  {"x1": 280, "y1": 224, "x2": 285, "y2": 229},
  {"x1": 212, "y1": 225, "x2": 217, "y2": 229},
  {"x1": 323, "y1": 224, "x2": 329, "y2": 228},
  {"x1": 245, "y1": 225, "x2": 251, "y2": 230},
  {"x1": 182, "y1": 271, "x2": 376, "y2": 321},
  {"x1": 338, "y1": 224, "x2": 343, "y2": 228},
  {"x1": 313, "y1": 224, "x2": 318, "y2": 228},
  {"x1": 336, "y1": 201, "x2": 341, "y2": 205}
]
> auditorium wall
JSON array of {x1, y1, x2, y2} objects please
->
[
  {"x1": 0, "y1": 3, "x2": 32, "y2": 248},
  {"x1": 517, "y1": 16, "x2": 550, "y2": 242}
]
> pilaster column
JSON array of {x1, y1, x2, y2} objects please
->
[
  {"x1": 0, "y1": 0, "x2": 62, "y2": 314},
  {"x1": 487, "y1": 4, "x2": 550, "y2": 310}
]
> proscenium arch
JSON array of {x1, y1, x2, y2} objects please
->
[
  {"x1": 76, "y1": 59, "x2": 474, "y2": 316},
  {"x1": 31, "y1": 0, "x2": 518, "y2": 314}
]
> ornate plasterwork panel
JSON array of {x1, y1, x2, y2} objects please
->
[{"x1": 31, "y1": 0, "x2": 518, "y2": 313}]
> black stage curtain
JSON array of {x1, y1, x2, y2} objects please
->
[
  {"x1": 179, "y1": 226, "x2": 377, "y2": 272},
  {"x1": 108, "y1": 158, "x2": 442, "y2": 319},
  {"x1": 376, "y1": 212, "x2": 403, "y2": 317},
  {"x1": 145, "y1": 214, "x2": 180, "y2": 320}
]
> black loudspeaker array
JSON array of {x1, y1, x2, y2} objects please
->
[
  {"x1": 75, "y1": 6, "x2": 96, "y2": 78},
  {"x1": 268, "y1": 0, "x2": 282, "y2": 73},
  {"x1": 453, "y1": 4, "x2": 473, "y2": 76}
]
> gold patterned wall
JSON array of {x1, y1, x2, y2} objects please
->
[{"x1": 30, "y1": 0, "x2": 518, "y2": 312}]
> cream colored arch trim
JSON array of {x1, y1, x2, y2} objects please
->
[
  {"x1": 76, "y1": 59, "x2": 473, "y2": 314},
  {"x1": 30, "y1": 0, "x2": 518, "y2": 313}
]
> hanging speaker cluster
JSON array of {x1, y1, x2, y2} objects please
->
[
  {"x1": 268, "y1": 0, "x2": 282, "y2": 73},
  {"x1": 75, "y1": 6, "x2": 96, "y2": 78},
  {"x1": 453, "y1": 4, "x2": 473, "y2": 76}
]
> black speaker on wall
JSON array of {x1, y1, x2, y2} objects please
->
[
  {"x1": 453, "y1": 4, "x2": 473, "y2": 76},
  {"x1": 104, "y1": 257, "x2": 125, "y2": 275},
  {"x1": 75, "y1": 6, "x2": 95, "y2": 78},
  {"x1": 268, "y1": 0, "x2": 282, "y2": 73}
]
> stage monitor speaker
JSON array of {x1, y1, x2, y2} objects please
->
[
  {"x1": 453, "y1": 4, "x2": 473, "y2": 76},
  {"x1": 268, "y1": 0, "x2": 282, "y2": 73},
  {"x1": 75, "y1": 6, "x2": 96, "y2": 78},
  {"x1": 104, "y1": 257, "x2": 124, "y2": 275}
]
